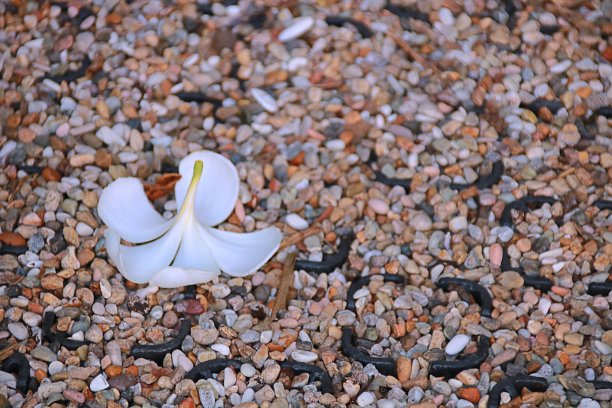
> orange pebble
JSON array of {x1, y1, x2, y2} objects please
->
[
  {"x1": 458, "y1": 387, "x2": 481, "y2": 404},
  {"x1": 35, "y1": 369, "x2": 47, "y2": 383},
  {"x1": 105, "y1": 365, "x2": 122, "y2": 378},
  {"x1": 125, "y1": 365, "x2": 139, "y2": 377}
]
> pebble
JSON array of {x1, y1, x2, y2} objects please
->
[
  {"x1": 1, "y1": 3, "x2": 610, "y2": 407},
  {"x1": 31, "y1": 346, "x2": 58, "y2": 362},
  {"x1": 357, "y1": 392, "x2": 376, "y2": 407},
  {"x1": 449, "y1": 216, "x2": 468, "y2": 232},
  {"x1": 410, "y1": 213, "x2": 432, "y2": 231},
  {"x1": 7, "y1": 322, "x2": 28, "y2": 340},
  {"x1": 368, "y1": 198, "x2": 389, "y2": 214},
  {"x1": 251, "y1": 88, "x2": 279, "y2": 113},
  {"x1": 445, "y1": 334, "x2": 470, "y2": 355},
  {"x1": 291, "y1": 350, "x2": 318, "y2": 363},
  {"x1": 90, "y1": 374, "x2": 110, "y2": 392},
  {"x1": 278, "y1": 17, "x2": 315, "y2": 42},
  {"x1": 498, "y1": 271, "x2": 524, "y2": 289},
  {"x1": 241, "y1": 364, "x2": 256, "y2": 377}
]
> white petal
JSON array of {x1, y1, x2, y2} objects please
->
[
  {"x1": 202, "y1": 226, "x2": 282, "y2": 277},
  {"x1": 98, "y1": 178, "x2": 172, "y2": 243},
  {"x1": 148, "y1": 266, "x2": 220, "y2": 288},
  {"x1": 174, "y1": 151, "x2": 239, "y2": 227},
  {"x1": 172, "y1": 220, "x2": 220, "y2": 273},
  {"x1": 104, "y1": 224, "x2": 183, "y2": 284}
]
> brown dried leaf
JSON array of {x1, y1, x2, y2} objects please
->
[{"x1": 143, "y1": 173, "x2": 181, "y2": 201}]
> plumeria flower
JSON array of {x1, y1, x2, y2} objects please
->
[{"x1": 98, "y1": 151, "x2": 282, "y2": 288}]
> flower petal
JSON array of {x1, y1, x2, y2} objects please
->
[
  {"x1": 202, "y1": 226, "x2": 282, "y2": 277},
  {"x1": 172, "y1": 220, "x2": 220, "y2": 273},
  {"x1": 148, "y1": 266, "x2": 220, "y2": 288},
  {"x1": 104, "y1": 224, "x2": 183, "y2": 284},
  {"x1": 174, "y1": 151, "x2": 239, "y2": 227},
  {"x1": 98, "y1": 178, "x2": 172, "y2": 243}
]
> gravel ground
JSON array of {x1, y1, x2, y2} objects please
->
[{"x1": 0, "y1": 0, "x2": 611, "y2": 407}]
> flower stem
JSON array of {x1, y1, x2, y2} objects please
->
[{"x1": 178, "y1": 160, "x2": 203, "y2": 218}]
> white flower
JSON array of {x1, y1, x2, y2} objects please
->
[{"x1": 98, "y1": 151, "x2": 282, "y2": 288}]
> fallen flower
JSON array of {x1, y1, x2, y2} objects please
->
[{"x1": 98, "y1": 150, "x2": 282, "y2": 288}]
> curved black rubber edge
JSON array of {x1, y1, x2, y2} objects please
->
[
  {"x1": 346, "y1": 274, "x2": 406, "y2": 311},
  {"x1": 437, "y1": 277, "x2": 493, "y2": 318},
  {"x1": 367, "y1": 152, "x2": 412, "y2": 190},
  {"x1": 384, "y1": 2, "x2": 430, "y2": 23},
  {"x1": 185, "y1": 359, "x2": 243, "y2": 381},
  {"x1": 520, "y1": 99, "x2": 563, "y2": 114},
  {"x1": 0, "y1": 245, "x2": 27, "y2": 255},
  {"x1": 0, "y1": 349, "x2": 30, "y2": 393},
  {"x1": 593, "y1": 200, "x2": 612, "y2": 211},
  {"x1": 587, "y1": 282, "x2": 612, "y2": 296},
  {"x1": 325, "y1": 16, "x2": 373, "y2": 38},
  {"x1": 594, "y1": 106, "x2": 612, "y2": 118},
  {"x1": 592, "y1": 380, "x2": 612, "y2": 389},
  {"x1": 295, "y1": 232, "x2": 355, "y2": 274},
  {"x1": 499, "y1": 246, "x2": 553, "y2": 292},
  {"x1": 131, "y1": 319, "x2": 191, "y2": 363},
  {"x1": 450, "y1": 160, "x2": 504, "y2": 191},
  {"x1": 500, "y1": 196, "x2": 557, "y2": 227},
  {"x1": 44, "y1": 56, "x2": 92, "y2": 84},
  {"x1": 487, "y1": 375, "x2": 548, "y2": 408},
  {"x1": 341, "y1": 328, "x2": 397, "y2": 376},
  {"x1": 42, "y1": 311, "x2": 89, "y2": 350},
  {"x1": 429, "y1": 336, "x2": 490, "y2": 378},
  {"x1": 281, "y1": 361, "x2": 333, "y2": 394},
  {"x1": 175, "y1": 92, "x2": 223, "y2": 106}
]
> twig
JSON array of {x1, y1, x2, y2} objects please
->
[
  {"x1": 269, "y1": 252, "x2": 297, "y2": 319},
  {"x1": 279, "y1": 226, "x2": 322, "y2": 250},
  {"x1": 389, "y1": 32, "x2": 436, "y2": 71},
  {"x1": 0, "y1": 343, "x2": 17, "y2": 362}
]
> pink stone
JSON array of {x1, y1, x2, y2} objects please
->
[
  {"x1": 490, "y1": 244, "x2": 503, "y2": 268},
  {"x1": 63, "y1": 389, "x2": 85, "y2": 404},
  {"x1": 368, "y1": 198, "x2": 389, "y2": 215}
]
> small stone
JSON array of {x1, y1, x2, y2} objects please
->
[
  {"x1": 211, "y1": 344, "x2": 230, "y2": 356},
  {"x1": 241, "y1": 363, "x2": 256, "y2": 377},
  {"x1": 490, "y1": 349, "x2": 517, "y2": 367},
  {"x1": 445, "y1": 334, "x2": 470, "y2": 355},
  {"x1": 449, "y1": 216, "x2": 468, "y2": 232},
  {"x1": 251, "y1": 88, "x2": 278, "y2": 113},
  {"x1": 336, "y1": 310, "x2": 356, "y2": 326},
  {"x1": 285, "y1": 213, "x2": 309, "y2": 230},
  {"x1": 368, "y1": 198, "x2": 389, "y2": 215},
  {"x1": 90, "y1": 374, "x2": 110, "y2": 392},
  {"x1": 410, "y1": 213, "x2": 432, "y2": 231},
  {"x1": 291, "y1": 350, "x2": 318, "y2": 363},
  {"x1": 498, "y1": 271, "x2": 524, "y2": 289},
  {"x1": 278, "y1": 16, "x2": 314, "y2": 42},
  {"x1": 8, "y1": 322, "x2": 28, "y2": 340},
  {"x1": 22, "y1": 311, "x2": 42, "y2": 327},
  {"x1": 31, "y1": 346, "x2": 58, "y2": 362},
  {"x1": 357, "y1": 391, "x2": 376, "y2": 407}
]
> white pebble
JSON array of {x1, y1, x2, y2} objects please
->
[
  {"x1": 291, "y1": 350, "x2": 318, "y2": 363},
  {"x1": 449, "y1": 216, "x2": 468, "y2": 232},
  {"x1": 538, "y1": 298, "x2": 552, "y2": 315},
  {"x1": 357, "y1": 391, "x2": 376, "y2": 407},
  {"x1": 445, "y1": 334, "x2": 470, "y2": 355},
  {"x1": 89, "y1": 374, "x2": 109, "y2": 392},
  {"x1": 279, "y1": 16, "x2": 314, "y2": 42},
  {"x1": 211, "y1": 344, "x2": 230, "y2": 356},
  {"x1": 76, "y1": 222, "x2": 94, "y2": 236},
  {"x1": 96, "y1": 126, "x2": 126, "y2": 146},
  {"x1": 240, "y1": 363, "x2": 256, "y2": 377},
  {"x1": 251, "y1": 88, "x2": 278, "y2": 113},
  {"x1": 551, "y1": 60, "x2": 572, "y2": 74},
  {"x1": 286, "y1": 213, "x2": 309, "y2": 230}
]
